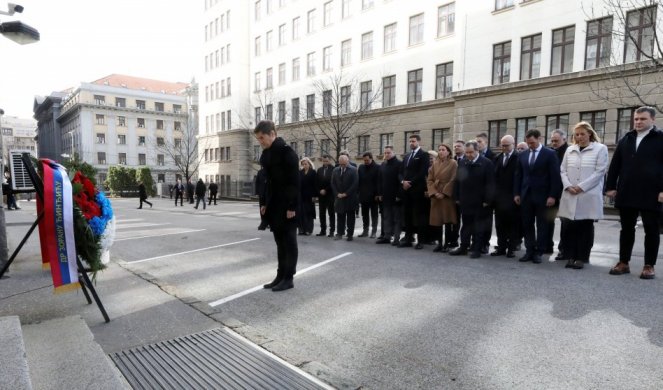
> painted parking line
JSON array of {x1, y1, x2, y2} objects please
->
[
  {"x1": 208, "y1": 252, "x2": 353, "y2": 307},
  {"x1": 115, "y1": 228, "x2": 207, "y2": 242},
  {"x1": 116, "y1": 222, "x2": 171, "y2": 229},
  {"x1": 128, "y1": 238, "x2": 261, "y2": 264}
]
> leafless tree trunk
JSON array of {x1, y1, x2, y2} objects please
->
[{"x1": 153, "y1": 119, "x2": 206, "y2": 182}]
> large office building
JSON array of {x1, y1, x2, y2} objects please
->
[
  {"x1": 0, "y1": 115, "x2": 38, "y2": 164},
  {"x1": 34, "y1": 75, "x2": 196, "y2": 186},
  {"x1": 199, "y1": 0, "x2": 662, "y2": 191}
]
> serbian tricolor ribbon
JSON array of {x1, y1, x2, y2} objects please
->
[{"x1": 37, "y1": 159, "x2": 79, "y2": 293}]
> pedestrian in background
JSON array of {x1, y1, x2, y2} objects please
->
[
  {"x1": 255, "y1": 120, "x2": 299, "y2": 292},
  {"x1": 298, "y1": 157, "x2": 317, "y2": 235},
  {"x1": 186, "y1": 179, "x2": 195, "y2": 204},
  {"x1": 558, "y1": 122, "x2": 608, "y2": 270},
  {"x1": 208, "y1": 181, "x2": 218, "y2": 205},
  {"x1": 174, "y1": 178, "x2": 184, "y2": 206},
  {"x1": 137, "y1": 180, "x2": 152, "y2": 209},
  {"x1": 194, "y1": 178, "x2": 207, "y2": 210},
  {"x1": 427, "y1": 144, "x2": 458, "y2": 252}
]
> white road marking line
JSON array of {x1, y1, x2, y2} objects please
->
[
  {"x1": 215, "y1": 211, "x2": 245, "y2": 216},
  {"x1": 116, "y1": 222, "x2": 170, "y2": 229},
  {"x1": 115, "y1": 219, "x2": 144, "y2": 223},
  {"x1": 208, "y1": 252, "x2": 352, "y2": 307},
  {"x1": 115, "y1": 229, "x2": 207, "y2": 242},
  {"x1": 128, "y1": 238, "x2": 261, "y2": 264}
]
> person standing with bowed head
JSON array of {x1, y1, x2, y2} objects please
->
[
  {"x1": 255, "y1": 120, "x2": 300, "y2": 292},
  {"x1": 298, "y1": 157, "x2": 317, "y2": 236},
  {"x1": 426, "y1": 144, "x2": 458, "y2": 252},
  {"x1": 557, "y1": 122, "x2": 608, "y2": 270}
]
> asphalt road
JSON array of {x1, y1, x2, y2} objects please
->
[{"x1": 97, "y1": 196, "x2": 663, "y2": 390}]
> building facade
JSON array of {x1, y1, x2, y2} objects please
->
[
  {"x1": 34, "y1": 75, "x2": 194, "y2": 186},
  {"x1": 0, "y1": 115, "x2": 38, "y2": 165},
  {"x1": 199, "y1": 0, "x2": 662, "y2": 191}
]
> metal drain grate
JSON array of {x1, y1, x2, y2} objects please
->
[{"x1": 110, "y1": 328, "x2": 327, "y2": 390}]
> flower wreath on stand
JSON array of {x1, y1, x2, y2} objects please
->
[{"x1": 70, "y1": 171, "x2": 115, "y2": 278}]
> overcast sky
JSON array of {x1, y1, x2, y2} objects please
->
[{"x1": 0, "y1": 0, "x2": 201, "y2": 119}]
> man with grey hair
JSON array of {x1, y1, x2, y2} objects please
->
[
  {"x1": 332, "y1": 154, "x2": 359, "y2": 241},
  {"x1": 549, "y1": 129, "x2": 568, "y2": 258},
  {"x1": 491, "y1": 135, "x2": 519, "y2": 258}
]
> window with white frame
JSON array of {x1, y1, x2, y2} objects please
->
[
  {"x1": 96, "y1": 114, "x2": 105, "y2": 125},
  {"x1": 384, "y1": 23, "x2": 397, "y2": 52},
  {"x1": 379, "y1": 133, "x2": 393, "y2": 152},
  {"x1": 98, "y1": 152, "x2": 106, "y2": 165},
  {"x1": 495, "y1": 0, "x2": 513, "y2": 11},
  {"x1": 516, "y1": 117, "x2": 536, "y2": 143},
  {"x1": 324, "y1": 1, "x2": 333, "y2": 27},
  {"x1": 279, "y1": 24, "x2": 287, "y2": 46},
  {"x1": 323, "y1": 46, "x2": 332, "y2": 71},
  {"x1": 293, "y1": 57, "x2": 300, "y2": 80},
  {"x1": 360, "y1": 80, "x2": 372, "y2": 109},
  {"x1": 97, "y1": 133, "x2": 105, "y2": 144},
  {"x1": 305, "y1": 140, "x2": 314, "y2": 156},
  {"x1": 342, "y1": 0, "x2": 351, "y2": 19},
  {"x1": 435, "y1": 62, "x2": 453, "y2": 99},
  {"x1": 361, "y1": 31, "x2": 373, "y2": 60},
  {"x1": 118, "y1": 134, "x2": 126, "y2": 145},
  {"x1": 362, "y1": 0, "x2": 374, "y2": 10},
  {"x1": 255, "y1": 72, "x2": 261, "y2": 91},
  {"x1": 278, "y1": 101, "x2": 286, "y2": 124},
  {"x1": 407, "y1": 69, "x2": 423, "y2": 103},
  {"x1": 266, "y1": 68, "x2": 273, "y2": 89},
  {"x1": 255, "y1": 0, "x2": 261, "y2": 20},
  {"x1": 382, "y1": 75, "x2": 396, "y2": 107},
  {"x1": 307, "y1": 94, "x2": 315, "y2": 119},
  {"x1": 625, "y1": 6, "x2": 656, "y2": 63},
  {"x1": 409, "y1": 13, "x2": 424, "y2": 46},
  {"x1": 157, "y1": 154, "x2": 164, "y2": 166},
  {"x1": 341, "y1": 85, "x2": 351, "y2": 114},
  {"x1": 307, "y1": 52, "x2": 316, "y2": 76},
  {"x1": 438, "y1": 3, "x2": 455, "y2": 37},
  {"x1": 323, "y1": 90, "x2": 332, "y2": 116},
  {"x1": 292, "y1": 17, "x2": 300, "y2": 40},
  {"x1": 138, "y1": 154, "x2": 146, "y2": 165},
  {"x1": 255, "y1": 36, "x2": 261, "y2": 56},
  {"x1": 255, "y1": 107, "x2": 262, "y2": 123},
  {"x1": 266, "y1": 30, "x2": 273, "y2": 51},
  {"x1": 307, "y1": 9, "x2": 316, "y2": 34},
  {"x1": 292, "y1": 98, "x2": 300, "y2": 122},
  {"x1": 117, "y1": 116, "x2": 126, "y2": 127},
  {"x1": 358, "y1": 135, "x2": 370, "y2": 154},
  {"x1": 341, "y1": 39, "x2": 352, "y2": 66},
  {"x1": 119, "y1": 153, "x2": 127, "y2": 165},
  {"x1": 279, "y1": 63, "x2": 286, "y2": 85}
]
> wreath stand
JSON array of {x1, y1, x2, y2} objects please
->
[{"x1": 0, "y1": 153, "x2": 110, "y2": 323}]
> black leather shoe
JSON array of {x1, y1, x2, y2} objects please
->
[
  {"x1": 555, "y1": 253, "x2": 568, "y2": 261},
  {"x1": 327, "y1": 233, "x2": 335, "y2": 238},
  {"x1": 414, "y1": 243, "x2": 424, "y2": 250},
  {"x1": 346, "y1": 236, "x2": 354, "y2": 241},
  {"x1": 469, "y1": 251, "x2": 481, "y2": 259},
  {"x1": 263, "y1": 274, "x2": 283, "y2": 289},
  {"x1": 481, "y1": 246, "x2": 489, "y2": 254},
  {"x1": 519, "y1": 254, "x2": 532, "y2": 262},
  {"x1": 571, "y1": 260, "x2": 584, "y2": 269},
  {"x1": 449, "y1": 247, "x2": 467, "y2": 256},
  {"x1": 532, "y1": 254, "x2": 543, "y2": 264},
  {"x1": 391, "y1": 240, "x2": 399, "y2": 246},
  {"x1": 490, "y1": 250, "x2": 506, "y2": 257},
  {"x1": 376, "y1": 238, "x2": 391, "y2": 244},
  {"x1": 433, "y1": 244, "x2": 443, "y2": 252},
  {"x1": 506, "y1": 251, "x2": 515, "y2": 258},
  {"x1": 565, "y1": 260, "x2": 574, "y2": 269},
  {"x1": 440, "y1": 245, "x2": 449, "y2": 253},
  {"x1": 398, "y1": 241, "x2": 413, "y2": 248},
  {"x1": 272, "y1": 279, "x2": 294, "y2": 292},
  {"x1": 358, "y1": 231, "x2": 368, "y2": 238},
  {"x1": 315, "y1": 232, "x2": 326, "y2": 236}
]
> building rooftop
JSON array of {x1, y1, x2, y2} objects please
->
[{"x1": 91, "y1": 74, "x2": 189, "y2": 95}]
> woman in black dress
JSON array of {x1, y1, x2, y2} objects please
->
[{"x1": 298, "y1": 157, "x2": 317, "y2": 235}]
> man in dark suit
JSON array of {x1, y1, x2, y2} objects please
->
[
  {"x1": 476, "y1": 132, "x2": 495, "y2": 253},
  {"x1": 448, "y1": 139, "x2": 466, "y2": 248},
  {"x1": 399, "y1": 134, "x2": 430, "y2": 249},
  {"x1": 549, "y1": 129, "x2": 568, "y2": 258},
  {"x1": 358, "y1": 152, "x2": 380, "y2": 238},
  {"x1": 174, "y1": 178, "x2": 185, "y2": 206},
  {"x1": 606, "y1": 106, "x2": 663, "y2": 280},
  {"x1": 332, "y1": 155, "x2": 359, "y2": 241},
  {"x1": 255, "y1": 120, "x2": 300, "y2": 292},
  {"x1": 449, "y1": 141, "x2": 495, "y2": 258},
  {"x1": 491, "y1": 135, "x2": 519, "y2": 258},
  {"x1": 315, "y1": 155, "x2": 335, "y2": 237},
  {"x1": 514, "y1": 129, "x2": 562, "y2": 264},
  {"x1": 208, "y1": 181, "x2": 218, "y2": 205},
  {"x1": 376, "y1": 145, "x2": 403, "y2": 245}
]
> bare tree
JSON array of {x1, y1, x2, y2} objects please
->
[
  {"x1": 301, "y1": 71, "x2": 383, "y2": 161},
  {"x1": 586, "y1": 0, "x2": 663, "y2": 112},
  {"x1": 153, "y1": 119, "x2": 206, "y2": 182}
]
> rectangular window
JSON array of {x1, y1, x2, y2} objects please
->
[
  {"x1": 227, "y1": 110, "x2": 232, "y2": 129},
  {"x1": 94, "y1": 95, "x2": 105, "y2": 105},
  {"x1": 545, "y1": 114, "x2": 569, "y2": 143},
  {"x1": 138, "y1": 154, "x2": 146, "y2": 165},
  {"x1": 175, "y1": 156, "x2": 181, "y2": 165},
  {"x1": 278, "y1": 63, "x2": 286, "y2": 85},
  {"x1": 409, "y1": 13, "x2": 424, "y2": 46},
  {"x1": 255, "y1": 0, "x2": 261, "y2": 20},
  {"x1": 488, "y1": 120, "x2": 507, "y2": 148},
  {"x1": 341, "y1": 39, "x2": 352, "y2": 66},
  {"x1": 516, "y1": 117, "x2": 536, "y2": 143},
  {"x1": 157, "y1": 174, "x2": 165, "y2": 183},
  {"x1": 290, "y1": 142, "x2": 298, "y2": 155},
  {"x1": 266, "y1": 104, "x2": 273, "y2": 121},
  {"x1": 323, "y1": 90, "x2": 332, "y2": 116},
  {"x1": 157, "y1": 137, "x2": 165, "y2": 146},
  {"x1": 255, "y1": 36, "x2": 261, "y2": 56},
  {"x1": 321, "y1": 139, "x2": 331, "y2": 156},
  {"x1": 96, "y1": 133, "x2": 105, "y2": 144},
  {"x1": 580, "y1": 110, "x2": 607, "y2": 140},
  {"x1": 551, "y1": 26, "x2": 575, "y2": 75},
  {"x1": 157, "y1": 154, "x2": 165, "y2": 166},
  {"x1": 307, "y1": 52, "x2": 316, "y2": 76},
  {"x1": 292, "y1": 17, "x2": 300, "y2": 40},
  {"x1": 119, "y1": 153, "x2": 127, "y2": 165},
  {"x1": 278, "y1": 101, "x2": 286, "y2": 124},
  {"x1": 432, "y1": 128, "x2": 450, "y2": 147},
  {"x1": 222, "y1": 112, "x2": 226, "y2": 130},
  {"x1": 115, "y1": 97, "x2": 126, "y2": 108},
  {"x1": 520, "y1": 34, "x2": 541, "y2": 80},
  {"x1": 137, "y1": 118, "x2": 145, "y2": 128},
  {"x1": 361, "y1": 31, "x2": 373, "y2": 60},
  {"x1": 362, "y1": 0, "x2": 374, "y2": 10},
  {"x1": 138, "y1": 136, "x2": 146, "y2": 146},
  {"x1": 118, "y1": 134, "x2": 126, "y2": 145},
  {"x1": 307, "y1": 94, "x2": 315, "y2": 119},
  {"x1": 175, "y1": 138, "x2": 181, "y2": 148},
  {"x1": 495, "y1": 0, "x2": 514, "y2": 10},
  {"x1": 155, "y1": 102, "x2": 164, "y2": 112},
  {"x1": 341, "y1": 85, "x2": 351, "y2": 114},
  {"x1": 360, "y1": 80, "x2": 372, "y2": 110},
  {"x1": 435, "y1": 62, "x2": 453, "y2": 99},
  {"x1": 292, "y1": 98, "x2": 300, "y2": 122},
  {"x1": 438, "y1": 3, "x2": 455, "y2": 37},
  {"x1": 625, "y1": 6, "x2": 656, "y2": 63},
  {"x1": 324, "y1": 1, "x2": 333, "y2": 26},
  {"x1": 384, "y1": 23, "x2": 397, "y2": 53},
  {"x1": 323, "y1": 46, "x2": 332, "y2": 71},
  {"x1": 616, "y1": 107, "x2": 637, "y2": 142},
  {"x1": 307, "y1": 9, "x2": 316, "y2": 34},
  {"x1": 173, "y1": 104, "x2": 182, "y2": 113},
  {"x1": 97, "y1": 152, "x2": 106, "y2": 165},
  {"x1": 156, "y1": 119, "x2": 164, "y2": 129},
  {"x1": 279, "y1": 24, "x2": 286, "y2": 46},
  {"x1": 342, "y1": 0, "x2": 351, "y2": 19},
  {"x1": 403, "y1": 131, "x2": 420, "y2": 152},
  {"x1": 224, "y1": 147, "x2": 230, "y2": 161},
  {"x1": 407, "y1": 69, "x2": 423, "y2": 104},
  {"x1": 174, "y1": 121, "x2": 181, "y2": 131},
  {"x1": 255, "y1": 72, "x2": 261, "y2": 91},
  {"x1": 266, "y1": 0, "x2": 272, "y2": 14},
  {"x1": 255, "y1": 107, "x2": 262, "y2": 124},
  {"x1": 136, "y1": 100, "x2": 146, "y2": 110},
  {"x1": 305, "y1": 140, "x2": 314, "y2": 156},
  {"x1": 96, "y1": 114, "x2": 105, "y2": 125},
  {"x1": 292, "y1": 57, "x2": 300, "y2": 81},
  {"x1": 379, "y1": 133, "x2": 393, "y2": 152},
  {"x1": 585, "y1": 17, "x2": 613, "y2": 70},
  {"x1": 358, "y1": 135, "x2": 370, "y2": 154},
  {"x1": 116, "y1": 116, "x2": 126, "y2": 127},
  {"x1": 493, "y1": 41, "x2": 511, "y2": 84},
  {"x1": 266, "y1": 30, "x2": 273, "y2": 51},
  {"x1": 382, "y1": 75, "x2": 396, "y2": 107},
  {"x1": 266, "y1": 67, "x2": 273, "y2": 89}
]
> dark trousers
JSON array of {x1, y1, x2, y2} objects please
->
[
  {"x1": 460, "y1": 211, "x2": 487, "y2": 252},
  {"x1": 139, "y1": 197, "x2": 152, "y2": 209},
  {"x1": 382, "y1": 203, "x2": 402, "y2": 240},
  {"x1": 447, "y1": 203, "x2": 461, "y2": 246},
  {"x1": 175, "y1": 193, "x2": 183, "y2": 206},
  {"x1": 337, "y1": 210, "x2": 356, "y2": 237},
  {"x1": 521, "y1": 197, "x2": 550, "y2": 255},
  {"x1": 483, "y1": 206, "x2": 493, "y2": 249},
  {"x1": 561, "y1": 218, "x2": 594, "y2": 262},
  {"x1": 273, "y1": 226, "x2": 298, "y2": 278},
  {"x1": 495, "y1": 205, "x2": 520, "y2": 251},
  {"x1": 318, "y1": 195, "x2": 335, "y2": 234},
  {"x1": 402, "y1": 190, "x2": 426, "y2": 242},
  {"x1": 208, "y1": 192, "x2": 217, "y2": 205},
  {"x1": 545, "y1": 205, "x2": 560, "y2": 252},
  {"x1": 619, "y1": 207, "x2": 660, "y2": 266},
  {"x1": 299, "y1": 202, "x2": 314, "y2": 234},
  {"x1": 361, "y1": 201, "x2": 379, "y2": 232},
  {"x1": 195, "y1": 196, "x2": 206, "y2": 209}
]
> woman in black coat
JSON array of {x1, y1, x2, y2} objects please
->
[{"x1": 298, "y1": 157, "x2": 317, "y2": 235}]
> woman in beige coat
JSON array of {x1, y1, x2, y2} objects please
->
[{"x1": 427, "y1": 144, "x2": 458, "y2": 252}]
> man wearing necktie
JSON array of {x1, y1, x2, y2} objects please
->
[
  {"x1": 492, "y1": 135, "x2": 519, "y2": 258},
  {"x1": 514, "y1": 129, "x2": 561, "y2": 264},
  {"x1": 331, "y1": 155, "x2": 359, "y2": 241},
  {"x1": 315, "y1": 155, "x2": 335, "y2": 237},
  {"x1": 398, "y1": 134, "x2": 430, "y2": 249}
]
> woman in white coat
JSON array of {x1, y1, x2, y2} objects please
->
[{"x1": 557, "y1": 122, "x2": 609, "y2": 269}]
